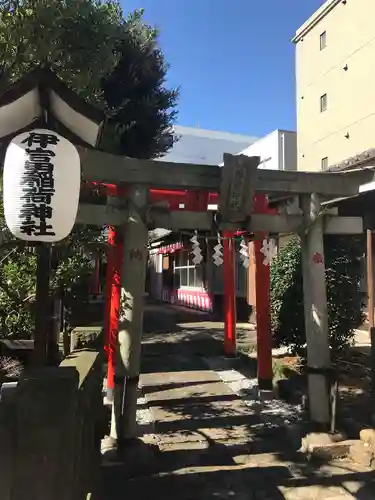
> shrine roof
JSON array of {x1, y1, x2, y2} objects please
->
[{"x1": 0, "y1": 67, "x2": 104, "y2": 148}]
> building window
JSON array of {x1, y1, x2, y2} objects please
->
[
  {"x1": 320, "y1": 31, "x2": 327, "y2": 50},
  {"x1": 320, "y1": 93, "x2": 327, "y2": 112},
  {"x1": 321, "y1": 157, "x2": 328, "y2": 170},
  {"x1": 173, "y1": 250, "x2": 204, "y2": 288}
]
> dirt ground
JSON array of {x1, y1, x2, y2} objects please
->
[{"x1": 268, "y1": 343, "x2": 373, "y2": 436}]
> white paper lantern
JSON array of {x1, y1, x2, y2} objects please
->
[{"x1": 3, "y1": 128, "x2": 81, "y2": 242}]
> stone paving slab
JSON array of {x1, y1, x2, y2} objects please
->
[{"x1": 141, "y1": 369, "x2": 220, "y2": 390}]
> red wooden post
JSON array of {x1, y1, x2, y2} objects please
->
[
  {"x1": 253, "y1": 194, "x2": 275, "y2": 391},
  {"x1": 223, "y1": 230, "x2": 237, "y2": 357},
  {"x1": 254, "y1": 234, "x2": 273, "y2": 390},
  {"x1": 104, "y1": 185, "x2": 126, "y2": 400},
  {"x1": 104, "y1": 188, "x2": 116, "y2": 397},
  {"x1": 104, "y1": 225, "x2": 115, "y2": 388},
  {"x1": 107, "y1": 228, "x2": 124, "y2": 399}
]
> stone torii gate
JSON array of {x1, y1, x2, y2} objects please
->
[
  {"x1": 75, "y1": 148, "x2": 371, "y2": 444},
  {"x1": 0, "y1": 68, "x2": 373, "y2": 446}
]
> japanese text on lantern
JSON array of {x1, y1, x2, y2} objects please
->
[{"x1": 19, "y1": 132, "x2": 58, "y2": 237}]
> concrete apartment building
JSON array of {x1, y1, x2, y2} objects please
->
[{"x1": 293, "y1": 0, "x2": 375, "y2": 171}]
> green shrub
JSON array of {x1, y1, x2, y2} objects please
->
[{"x1": 271, "y1": 235, "x2": 365, "y2": 357}]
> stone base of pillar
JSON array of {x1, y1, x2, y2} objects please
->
[
  {"x1": 300, "y1": 431, "x2": 348, "y2": 458},
  {"x1": 220, "y1": 355, "x2": 241, "y2": 368},
  {"x1": 101, "y1": 435, "x2": 157, "y2": 472},
  {"x1": 258, "y1": 377, "x2": 273, "y2": 392},
  {"x1": 248, "y1": 305, "x2": 256, "y2": 324},
  {"x1": 101, "y1": 436, "x2": 118, "y2": 463},
  {"x1": 106, "y1": 387, "x2": 114, "y2": 403}
]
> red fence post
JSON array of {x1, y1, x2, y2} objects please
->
[{"x1": 223, "y1": 230, "x2": 237, "y2": 357}]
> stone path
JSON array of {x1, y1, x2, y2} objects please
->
[{"x1": 102, "y1": 303, "x2": 375, "y2": 500}]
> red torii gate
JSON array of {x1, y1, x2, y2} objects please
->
[{"x1": 100, "y1": 185, "x2": 275, "y2": 398}]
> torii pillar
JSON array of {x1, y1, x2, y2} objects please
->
[
  {"x1": 301, "y1": 193, "x2": 331, "y2": 427},
  {"x1": 223, "y1": 230, "x2": 237, "y2": 357},
  {"x1": 110, "y1": 185, "x2": 148, "y2": 444},
  {"x1": 248, "y1": 194, "x2": 276, "y2": 393},
  {"x1": 104, "y1": 185, "x2": 126, "y2": 401}
]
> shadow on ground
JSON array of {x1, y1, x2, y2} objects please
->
[
  {"x1": 102, "y1": 463, "x2": 375, "y2": 500},
  {"x1": 101, "y1": 302, "x2": 375, "y2": 500}
]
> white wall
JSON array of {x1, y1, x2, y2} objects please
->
[
  {"x1": 161, "y1": 125, "x2": 258, "y2": 165},
  {"x1": 239, "y1": 130, "x2": 297, "y2": 171}
]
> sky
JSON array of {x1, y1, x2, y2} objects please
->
[{"x1": 121, "y1": 0, "x2": 325, "y2": 138}]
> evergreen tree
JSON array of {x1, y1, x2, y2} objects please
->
[{"x1": 0, "y1": 0, "x2": 179, "y2": 339}]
